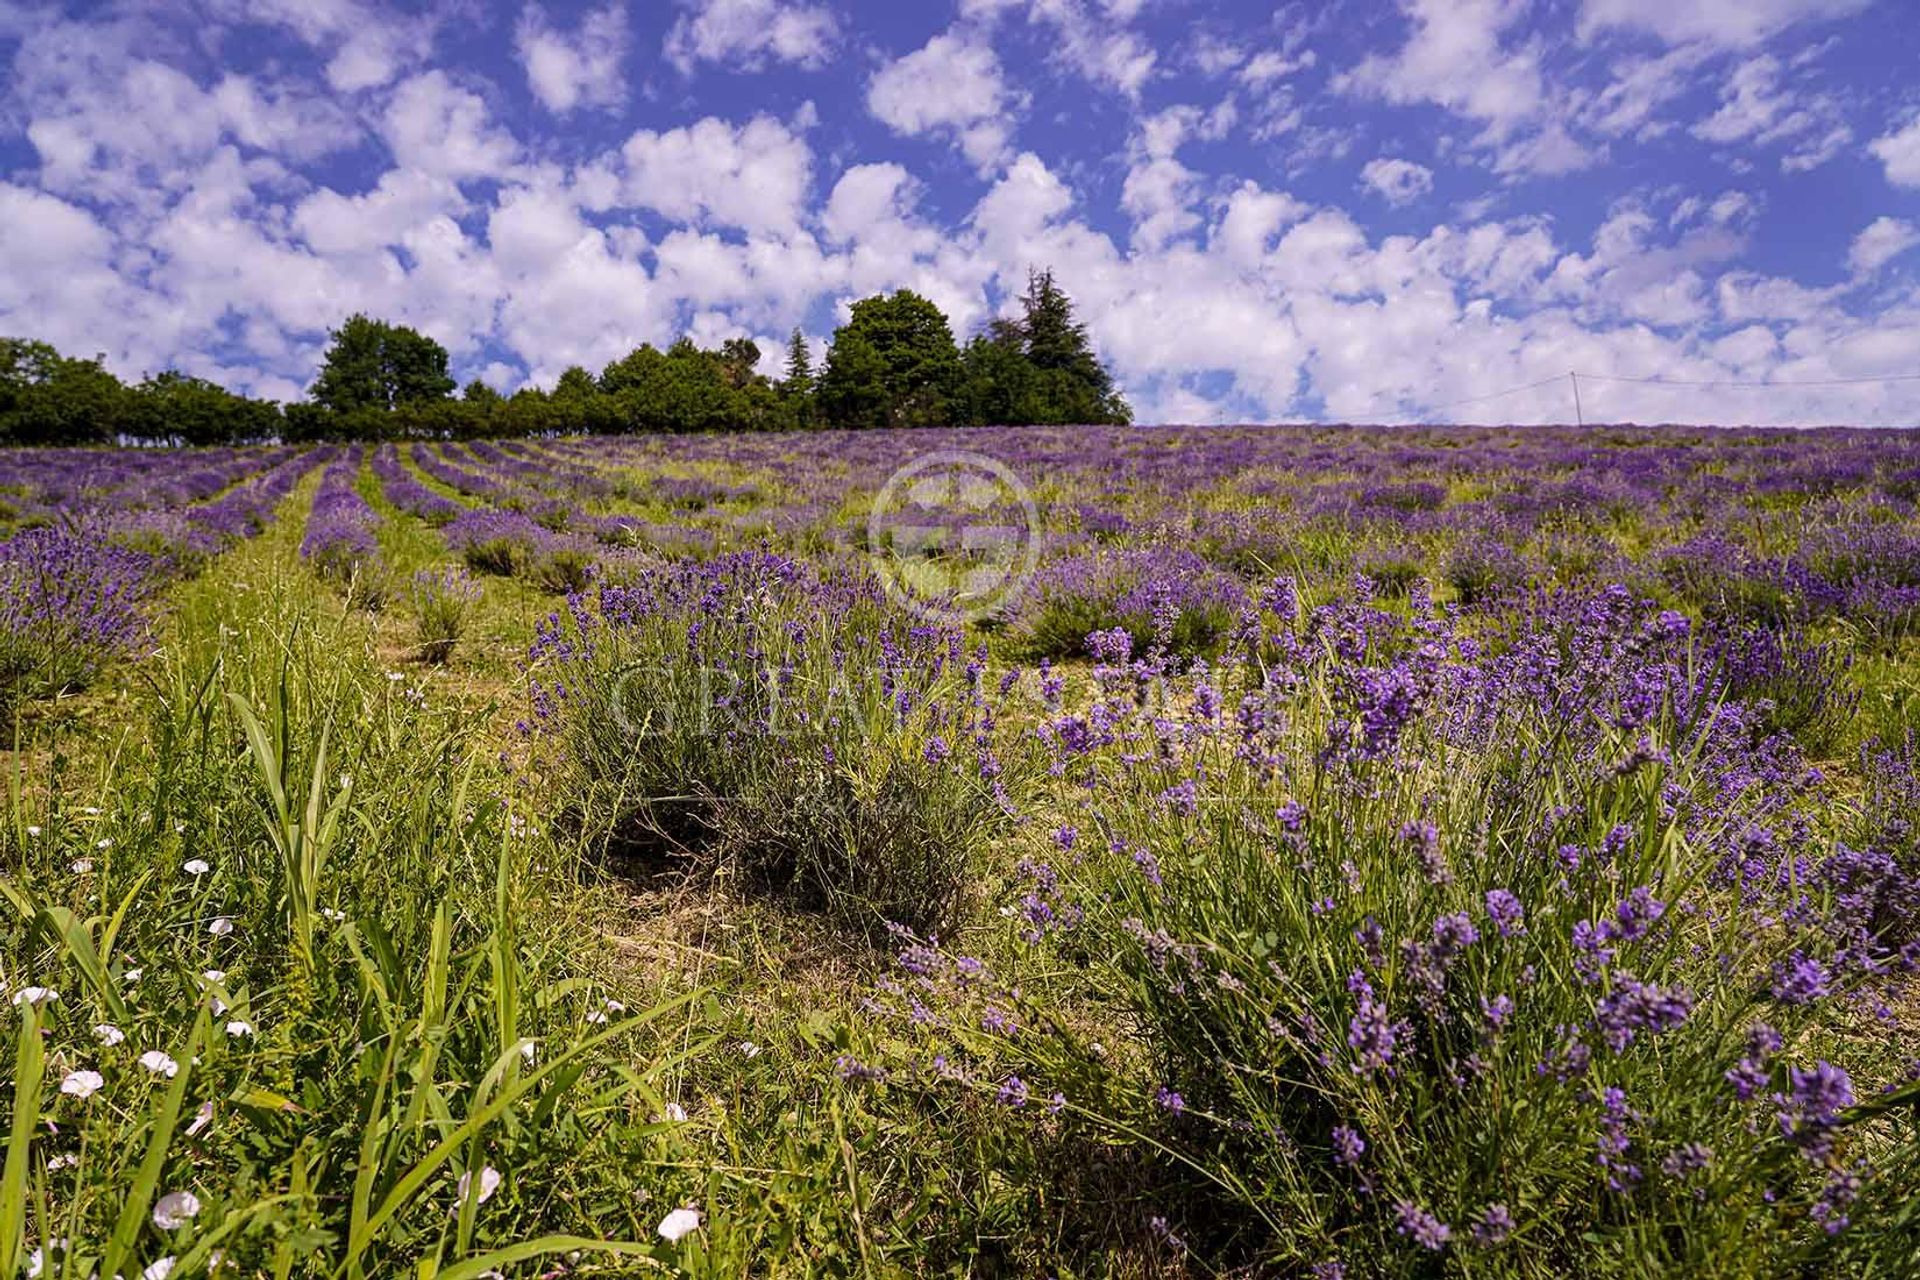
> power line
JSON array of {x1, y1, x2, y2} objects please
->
[
  {"x1": 1366, "y1": 373, "x2": 1568, "y2": 416},
  {"x1": 1574, "y1": 371, "x2": 1920, "y2": 390}
]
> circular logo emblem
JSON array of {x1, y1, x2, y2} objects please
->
[{"x1": 867, "y1": 450, "x2": 1041, "y2": 625}]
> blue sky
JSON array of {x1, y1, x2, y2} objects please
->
[{"x1": 2, "y1": 0, "x2": 1919, "y2": 424}]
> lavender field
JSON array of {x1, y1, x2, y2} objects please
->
[{"x1": 4, "y1": 426, "x2": 1920, "y2": 1276}]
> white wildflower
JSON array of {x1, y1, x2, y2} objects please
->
[
  {"x1": 225, "y1": 1019, "x2": 254, "y2": 1038},
  {"x1": 152, "y1": 1190, "x2": 201, "y2": 1229},
  {"x1": 26, "y1": 1240, "x2": 69, "y2": 1277},
  {"x1": 94, "y1": 1023, "x2": 126, "y2": 1046},
  {"x1": 657, "y1": 1207, "x2": 702, "y2": 1242},
  {"x1": 142, "y1": 1257, "x2": 176, "y2": 1280},
  {"x1": 455, "y1": 1164, "x2": 502, "y2": 1206},
  {"x1": 60, "y1": 1070, "x2": 104, "y2": 1099},
  {"x1": 186, "y1": 1101, "x2": 214, "y2": 1137},
  {"x1": 123, "y1": 968, "x2": 144, "y2": 983},
  {"x1": 70, "y1": 858, "x2": 94, "y2": 873},
  {"x1": 11, "y1": 986, "x2": 58, "y2": 1007},
  {"x1": 138, "y1": 1050, "x2": 179, "y2": 1078},
  {"x1": 183, "y1": 859, "x2": 210, "y2": 876},
  {"x1": 737, "y1": 1040, "x2": 762, "y2": 1059},
  {"x1": 208, "y1": 916, "x2": 234, "y2": 937},
  {"x1": 202, "y1": 969, "x2": 226, "y2": 983}
]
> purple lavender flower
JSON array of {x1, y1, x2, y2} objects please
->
[
  {"x1": 1472, "y1": 1203, "x2": 1514, "y2": 1246},
  {"x1": 1400, "y1": 819, "x2": 1450, "y2": 885},
  {"x1": 1484, "y1": 889, "x2": 1525, "y2": 938},
  {"x1": 1770, "y1": 951, "x2": 1832, "y2": 1004},
  {"x1": 1394, "y1": 1201, "x2": 1452, "y2": 1251}
]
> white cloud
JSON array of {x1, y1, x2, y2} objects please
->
[
  {"x1": 1869, "y1": 115, "x2": 1920, "y2": 188},
  {"x1": 1360, "y1": 157, "x2": 1435, "y2": 205},
  {"x1": 7, "y1": 2, "x2": 1920, "y2": 428},
  {"x1": 961, "y1": 0, "x2": 1156, "y2": 97},
  {"x1": 1579, "y1": 0, "x2": 1872, "y2": 48},
  {"x1": 1691, "y1": 55, "x2": 1850, "y2": 171},
  {"x1": 489, "y1": 182, "x2": 669, "y2": 381},
  {"x1": 1336, "y1": 0, "x2": 1590, "y2": 175},
  {"x1": 621, "y1": 115, "x2": 812, "y2": 234},
  {"x1": 664, "y1": 0, "x2": 837, "y2": 74},
  {"x1": 211, "y1": 0, "x2": 435, "y2": 93},
  {"x1": 381, "y1": 73, "x2": 519, "y2": 181},
  {"x1": 868, "y1": 32, "x2": 1020, "y2": 174},
  {"x1": 516, "y1": 3, "x2": 628, "y2": 115},
  {"x1": 1848, "y1": 217, "x2": 1919, "y2": 276}
]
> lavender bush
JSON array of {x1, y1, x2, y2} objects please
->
[
  {"x1": 0, "y1": 526, "x2": 157, "y2": 736},
  {"x1": 525, "y1": 552, "x2": 1015, "y2": 938}
]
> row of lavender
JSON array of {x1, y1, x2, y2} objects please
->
[
  {"x1": 2, "y1": 448, "x2": 329, "y2": 735},
  {"x1": 546, "y1": 426, "x2": 1920, "y2": 652}
]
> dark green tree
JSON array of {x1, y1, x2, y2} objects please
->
[
  {"x1": 1009, "y1": 269, "x2": 1131, "y2": 425},
  {"x1": 955, "y1": 319, "x2": 1038, "y2": 426},
  {"x1": 0, "y1": 338, "x2": 130, "y2": 445},
  {"x1": 780, "y1": 328, "x2": 815, "y2": 427},
  {"x1": 719, "y1": 338, "x2": 761, "y2": 390},
  {"x1": 817, "y1": 290, "x2": 962, "y2": 428},
  {"x1": 553, "y1": 365, "x2": 600, "y2": 401},
  {"x1": 126, "y1": 371, "x2": 280, "y2": 446},
  {"x1": 309, "y1": 314, "x2": 456, "y2": 414},
  {"x1": 782, "y1": 328, "x2": 814, "y2": 397}
]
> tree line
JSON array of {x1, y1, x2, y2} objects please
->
[{"x1": 0, "y1": 271, "x2": 1130, "y2": 446}]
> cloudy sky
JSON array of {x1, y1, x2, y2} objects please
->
[{"x1": 2, "y1": 0, "x2": 1918, "y2": 425}]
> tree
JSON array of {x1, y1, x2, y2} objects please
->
[
  {"x1": 126, "y1": 371, "x2": 280, "y2": 446},
  {"x1": 955, "y1": 320, "x2": 1038, "y2": 426},
  {"x1": 310, "y1": 314, "x2": 455, "y2": 414},
  {"x1": 780, "y1": 328, "x2": 815, "y2": 426},
  {"x1": 719, "y1": 338, "x2": 761, "y2": 390},
  {"x1": 1009, "y1": 269, "x2": 1131, "y2": 425},
  {"x1": 553, "y1": 366, "x2": 600, "y2": 401},
  {"x1": 0, "y1": 338, "x2": 130, "y2": 445},
  {"x1": 782, "y1": 329, "x2": 814, "y2": 397},
  {"x1": 817, "y1": 291, "x2": 961, "y2": 428}
]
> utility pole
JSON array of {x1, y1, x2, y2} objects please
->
[{"x1": 1570, "y1": 371, "x2": 1584, "y2": 426}]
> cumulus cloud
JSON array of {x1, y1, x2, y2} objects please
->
[
  {"x1": 961, "y1": 0, "x2": 1156, "y2": 97},
  {"x1": 381, "y1": 73, "x2": 519, "y2": 181},
  {"x1": 211, "y1": 0, "x2": 438, "y2": 93},
  {"x1": 867, "y1": 31, "x2": 1020, "y2": 174},
  {"x1": 1848, "y1": 216, "x2": 1918, "y2": 276},
  {"x1": 5, "y1": 0, "x2": 1920, "y2": 427},
  {"x1": 621, "y1": 115, "x2": 813, "y2": 234},
  {"x1": 664, "y1": 0, "x2": 837, "y2": 74},
  {"x1": 1869, "y1": 115, "x2": 1920, "y2": 187},
  {"x1": 1360, "y1": 158, "x2": 1435, "y2": 205},
  {"x1": 1337, "y1": 0, "x2": 1590, "y2": 175},
  {"x1": 516, "y1": 3, "x2": 628, "y2": 115}
]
